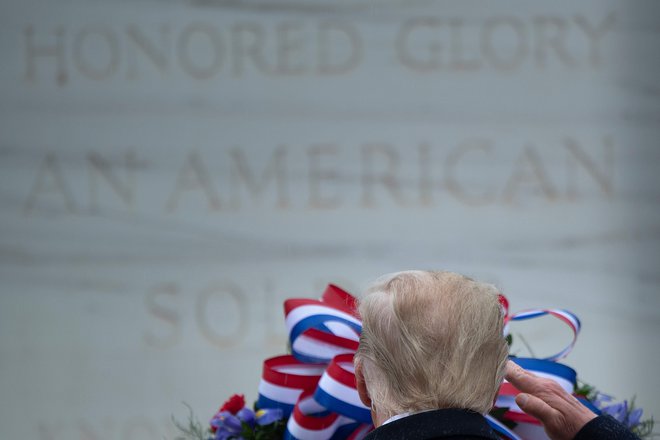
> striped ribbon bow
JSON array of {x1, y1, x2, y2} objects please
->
[
  {"x1": 256, "y1": 285, "x2": 588, "y2": 440},
  {"x1": 258, "y1": 284, "x2": 372, "y2": 440}
]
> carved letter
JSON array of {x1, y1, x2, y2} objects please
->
[
  {"x1": 23, "y1": 26, "x2": 67, "y2": 85},
  {"x1": 445, "y1": 140, "x2": 496, "y2": 205},
  {"x1": 502, "y1": 145, "x2": 558, "y2": 203},
  {"x1": 533, "y1": 16, "x2": 577, "y2": 68},
  {"x1": 449, "y1": 18, "x2": 481, "y2": 71},
  {"x1": 418, "y1": 142, "x2": 434, "y2": 205},
  {"x1": 275, "y1": 21, "x2": 305, "y2": 75},
  {"x1": 196, "y1": 282, "x2": 247, "y2": 348},
  {"x1": 166, "y1": 151, "x2": 221, "y2": 212},
  {"x1": 126, "y1": 24, "x2": 170, "y2": 78},
  {"x1": 307, "y1": 144, "x2": 341, "y2": 209},
  {"x1": 396, "y1": 18, "x2": 443, "y2": 72},
  {"x1": 24, "y1": 153, "x2": 77, "y2": 214},
  {"x1": 73, "y1": 27, "x2": 120, "y2": 80},
  {"x1": 177, "y1": 22, "x2": 224, "y2": 79},
  {"x1": 144, "y1": 283, "x2": 181, "y2": 349},
  {"x1": 318, "y1": 21, "x2": 362, "y2": 75},
  {"x1": 87, "y1": 150, "x2": 137, "y2": 213},
  {"x1": 481, "y1": 17, "x2": 528, "y2": 71},
  {"x1": 565, "y1": 136, "x2": 614, "y2": 199},
  {"x1": 574, "y1": 12, "x2": 616, "y2": 67},
  {"x1": 361, "y1": 144, "x2": 405, "y2": 207},
  {"x1": 229, "y1": 146, "x2": 289, "y2": 208},
  {"x1": 231, "y1": 22, "x2": 270, "y2": 76}
]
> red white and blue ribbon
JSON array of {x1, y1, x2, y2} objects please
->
[
  {"x1": 313, "y1": 354, "x2": 373, "y2": 423},
  {"x1": 258, "y1": 355, "x2": 326, "y2": 416},
  {"x1": 285, "y1": 390, "x2": 371, "y2": 440},
  {"x1": 485, "y1": 414, "x2": 524, "y2": 440},
  {"x1": 503, "y1": 308, "x2": 581, "y2": 362},
  {"x1": 497, "y1": 358, "x2": 577, "y2": 426},
  {"x1": 285, "y1": 298, "x2": 361, "y2": 364},
  {"x1": 285, "y1": 284, "x2": 362, "y2": 365},
  {"x1": 258, "y1": 285, "x2": 372, "y2": 440},
  {"x1": 257, "y1": 283, "x2": 591, "y2": 440},
  {"x1": 498, "y1": 303, "x2": 595, "y2": 439}
]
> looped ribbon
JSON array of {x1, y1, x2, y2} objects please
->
[
  {"x1": 257, "y1": 285, "x2": 592, "y2": 440},
  {"x1": 497, "y1": 297, "x2": 599, "y2": 440},
  {"x1": 503, "y1": 303, "x2": 581, "y2": 362},
  {"x1": 258, "y1": 285, "x2": 372, "y2": 440}
]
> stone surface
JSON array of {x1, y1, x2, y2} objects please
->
[{"x1": 0, "y1": 1, "x2": 659, "y2": 438}]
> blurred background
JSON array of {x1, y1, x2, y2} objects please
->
[{"x1": 1, "y1": 0, "x2": 659, "y2": 438}]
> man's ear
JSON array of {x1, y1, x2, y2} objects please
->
[{"x1": 355, "y1": 361, "x2": 372, "y2": 409}]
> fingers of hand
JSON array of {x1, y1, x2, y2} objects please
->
[
  {"x1": 506, "y1": 361, "x2": 598, "y2": 440},
  {"x1": 513, "y1": 373, "x2": 597, "y2": 440},
  {"x1": 505, "y1": 360, "x2": 542, "y2": 394},
  {"x1": 508, "y1": 367, "x2": 576, "y2": 420},
  {"x1": 515, "y1": 393, "x2": 557, "y2": 422},
  {"x1": 516, "y1": 393, "x2": 580, "y2": 440}
]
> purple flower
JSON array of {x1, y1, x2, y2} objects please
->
[
  {"x1": 592, "y1": 392, "x2": 614, "y2": 409},
  {"x1": 595, "y1": 396, "x2": 646, "y2": 429},
  {"x1": 210, "y1": 411, "x2": 244, "y2": 440},
  {"x1": 255, "y1": 408, "x2": 284, "y2": 426},
  {"x1": 627, "y1": 407, "x2": 643, "y2": 428},
  {"x1": 214, "y1": 430, "x2": 238, "y2": 440},
  {"x1": 601, "y1": 401, "x2": 628, "y2": 423},
  {"x1": 236, "y1": 408, "x2": 256, "y2": 428}
]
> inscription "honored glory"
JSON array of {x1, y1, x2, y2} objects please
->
[{"x1": 22, "y1": 12, "x2": 615, "y2": 86}]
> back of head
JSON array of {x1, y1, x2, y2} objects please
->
[{"x1": 354, "y1": 270, "x2": 508, "y2": 418}]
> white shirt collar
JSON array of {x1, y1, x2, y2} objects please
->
[{"x1": 381, "y1": 409, "x2": 435, "y2": 426}]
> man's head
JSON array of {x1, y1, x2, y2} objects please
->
[{"x1": 354, "y1": 270, "x2": 508, "y2": 422}]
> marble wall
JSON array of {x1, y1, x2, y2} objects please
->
[{"x1": 0, "y1": 0, "x2": 659, "y2": 438}]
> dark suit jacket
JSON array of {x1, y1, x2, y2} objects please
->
[
  {"x1": 362, "y1": 410, "x2": 641, "y2": 440},
  {"x1": 574, "y1": 415, "x2": 641, "y2": 440},
  {"x1": 362, "y1": 408, "x2": 500, "y2": 440}
]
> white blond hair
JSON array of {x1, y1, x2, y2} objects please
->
[{"x1": 354, "y1": 270, "x2": 508, "y2": 418}]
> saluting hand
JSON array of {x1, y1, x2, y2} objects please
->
[{"x1": 504, "y1": 360, "x2": 597, "y2": 440}]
